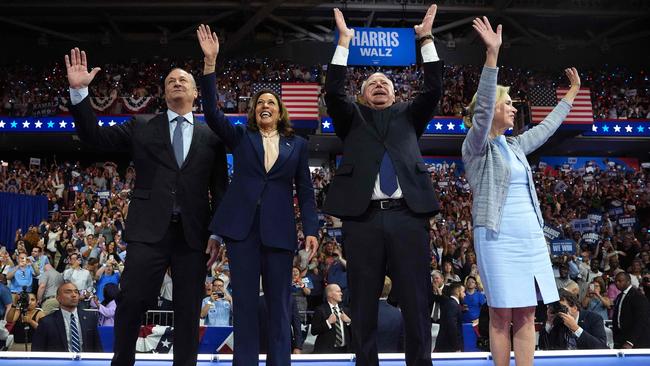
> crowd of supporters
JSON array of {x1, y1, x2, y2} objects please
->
[
  {"x1": 1, "y1": 154, "x2": 648, "y2": 351},
  {"x1": 2, "y1": 59, "x2": 649, "y2": 119}
]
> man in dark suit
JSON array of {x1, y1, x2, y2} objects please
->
[
  {"x1": 64, "y1": 48, "x2": 227, "y2": 366},
  {"x1": 612, "y1": 272, "x2": 650, "y2": 348},
  {"x1": 377, "y1": 277, "x2": 404, "y2": 353},
  {"x1": 323, "y1": 6, "x2": 442, "y2": 366},
  {"x1": 311, "y1": 284, "x2": 352, "y2": 353},
  {"x1": 539, "y1": 289, "x2": 607, "y2": 350},
  {"x1": 434, "y1": 282, "x2": 464, "y2": 352},
  {"x1": 32, "y1": 282, "x2": 102, "y2": 352}
]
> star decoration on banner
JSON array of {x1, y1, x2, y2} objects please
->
[
  {"x1": 434, "y1": 122, "x2": 443, "y2": 130},
  {"x1": 98, "y1": 120, "x2": 104, "y2": 126},
  {"x1": 35, "y1": 121, "x2": 42, "y2": 128},
  {"x1": 592, "y1": 124, "x2": 598, "y2": 132},
  {"x1": 625, "y1": 125, "x2": 632, "y2": 133},
  {"x1": 638, "y1": 126, "x2": 645, "y2": 133},
  {"x1": 59, "y1": 121, "x2": 67, "y2": 128},
  {"x1": 23, "y1": 121, "x2": 30, "y2": 128},
  {"x1": 613, "y1": 125, "x2": 621, "y2": 133},
  {"x1": 602, "y1": 124, "x2": 609, "y2": 132},
  {"x1": 47, "y1": 121, "x2": 54, "y2": 128},
  {"x1": 108, "y1": 120, "x2": 116, "y2": 126},
  {"x1": 0, "y1": 121, "x2": 5, "y2": 128},
  {"x1": 161, "y1": 340, "x2": 171, "y2": 348},
  {"x1": 71, "y1": 122, "x2": 76, "y2": 128},
  {"x1": 234, "y1": 119, "x2": 242, "y2": 125},
  {"x1": 11, "y1": 121, "x2": 17, "y2": 128},
  {"x1": 459, "y1": 123, "x2": 466, "y2": 131},
  {"x1": 447, "y1": 122, "x2": 455, "y2": 130},
  {"x1": 322, "y1": 121, "x2": 331, "y2": 129}
]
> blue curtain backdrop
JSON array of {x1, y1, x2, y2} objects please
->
[{"x1": 0, "y1": 192, "x2": 48, "y2": 251}]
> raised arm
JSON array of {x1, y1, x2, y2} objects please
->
[
  {"x1": 197, "y1": 24, "x2": 242, "y2": 149},
  {"x1": 514, "y1": 67, "x2": 580, "y2": 154},
  {"x1": 463, "y1": 17, "x2": 502, "y2": 156},
  {"x1": 323, "y1": 8, "x2": 356, "y2": 139},
  {"x1": 409, "y1": 4, "x2": 443, "y2": 136},
  {"x1": 65, "y1": 48, "x2": 134, "y2": 150}
]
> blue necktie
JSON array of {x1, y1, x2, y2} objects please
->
[
  {"x1": 70, "y1": 313, "x2": 81, "y2": 352},
  {"x1": 379, "y1": 151, "x2": 398, "y2": 196},
  {"x1": 172, "y1": 116, "x2": 185, "y2": 167}
]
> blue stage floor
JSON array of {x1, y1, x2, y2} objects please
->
[{"x1": 1, "y1": 351, "x2": 650, "y2": 366}]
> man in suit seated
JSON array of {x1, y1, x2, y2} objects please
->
[
  {"x1": 377, "y1": 276, "x2": 404, "y2": 353},
  {"x1": 539, "y1": 289, "x2": 607, "y2": 350},
  {"x1": 612, "y1": 272, "x2": 650, "y2": 348},
  {"x1": 310, "y1": 284, "x2": 351, "y2": 353},
  {"x1": 31, "y1": 282, "x2": 102, "y2": 352},
  {"x1": 433, "y1": 282, "x2": 464, "y2": 352}
]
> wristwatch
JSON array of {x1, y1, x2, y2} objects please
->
[{"x1": 417, "y1": 33, "x2": 434, "y2": 45}]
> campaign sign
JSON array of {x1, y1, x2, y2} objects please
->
[
  {"x1": 340, "y1": 28, "x2": 416, "y2": 66},
  {"x1": 571, "y1": 219, "x2": 595, "y2": 233},
  {"x1": 551, "y1": 239, "x2": 576, "y2": 256},
  {"x1": 618, "y1": 216, "x2": 637, "y2": 228},
  {"x1": 581, "y1": 232, "x2": 600, "y2": 246},
  {"x1": 543, "y1": 224, "x2": 562, "y2": 240}
]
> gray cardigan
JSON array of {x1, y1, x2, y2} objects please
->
[{"x1": 462, "y1": 66, "x2": 572, "y2": 234}]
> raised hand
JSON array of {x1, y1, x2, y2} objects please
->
[
  {"x1": 197, "y1": 24, "x2": 219, "y2": 62},
  {"x1": 334, "y1": 8, "x2": 354, "y2": 42},
  {"x1": 64, "y1": 48, "x2": 101, "y2": 89},
  {"x1": 472, "y1": 16, "x2": 502, "y2": 53},
  {"x1": 562, "y1": 67, "x2": 581, "y2": 104},
  {"x1": 305, "y1": 235, "x2": 319, "y2": 262},
  {"x1": 414, "y1": 4, "x2": 437, "y2": 38}
]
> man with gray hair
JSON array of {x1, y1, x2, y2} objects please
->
[{"x1": 323, "y1": 6, "x2": 443, "y2": 366}]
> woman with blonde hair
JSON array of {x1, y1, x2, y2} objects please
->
[{"x1": 462, "y1": 17, "x2": 581, "y2": 366}]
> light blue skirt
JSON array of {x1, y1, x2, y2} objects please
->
[{"x1": 474, "y1": 185, "x2": 559, "y2": 308}]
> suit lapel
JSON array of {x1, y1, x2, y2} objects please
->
[
  {"x1": 355, "y1": 104, "x2": 383, "y2": 142},
  {"x1": 268, "y1": 135, "x2": 294, "y2": 175},
  {"x1": 79, "y1": 310, "x2": 92, "y2": 351},
  {"x1": 153, "y1": 114, "x2": 179, "y2": 169},
  {"x1": 55, "y1": 311, "x2": 69, "y2": 351},
  {"x1": 246, "y1": 130, "x2": 265, "y2": 169},
  {"x1": 181, "y1": 118, "x2": 204, "y2": 170}
]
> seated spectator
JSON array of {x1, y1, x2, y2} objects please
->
[
  {"x1": 539, "y1": 289, "x2": 608, "y2": 350},
  {"x1": 581, "y1": 277, "x2": 611, "y2": 321},
  {"x1": 6, "y1": 292, "x2": 44, "y2": 345},
  {"x1": 555, "y1": 263, "x2": 578, "y2": 291},
  {"x1": 91, "y1": 283, "x2": 118, "y2": 326},
  {"x1": 377, "y1": 276, "x2": 404, "y2": 353},
  {"x1": 31, "y1": 282, "x2": 102, "y2": 352},
  {"x1": 62, "y1": 253, "x2": 93, "y2": 297},
  {"x1": 434, "y1": 282, "x2": 465, "y2": 353},
  {"x1": 462, "y1": 276, "x2": 486, "y2": 323},
  {"x1": 6, "y1": 253, "x2": 39, "y2": 294}
]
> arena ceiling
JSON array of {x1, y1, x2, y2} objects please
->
[{"x1": 1, "y1": 0, "x2": 650, "y2": 53}]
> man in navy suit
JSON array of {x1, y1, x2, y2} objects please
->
[
  {"x1": 377, "y1": 277, "x2": 404, "y2": 353},
  {"x1": 434, "y1": 282, "x2": 464, "y2": 352},
  {"x1": 64, "y1": 47, "x2": 228, "y2": 366},
  {"x1": 197, "y1": 25, "x2": 318, "y2": 366},
  {"x1": 32, "y1": 282, "x2": 102, "y2": 352},
  {"x1": 539, "y1": 289, "x2": 607, "y2": 350},
  {"x1": 311, "y1": 284, "x2": 352, "y2": 353}
]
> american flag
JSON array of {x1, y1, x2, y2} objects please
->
[
  {"x1": 530, "y1": 87, "x2": 593, "y2": 124},
  {"x1": 252, "y1": 82, "x2": 320, "y2": 120}
]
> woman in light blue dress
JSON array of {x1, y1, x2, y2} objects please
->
[{"x1": 462, "y1": 17, "x2": 581, "y2": 366}]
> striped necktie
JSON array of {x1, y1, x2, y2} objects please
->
[
  {"x1": 332, "y1": 306, "x2": 344, "y2": 347},
  {"x1": 70, "y1": 313, "x2": 81, "y2": 352}
]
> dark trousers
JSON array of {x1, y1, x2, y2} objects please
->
[
  {"x1": 111, "y1": 220, "x2": 206, "y2": 366},
  {"x1": 343, "y1": 204, "x2": 432, "y2": 366},
  {"x1": 226, "y1": 211, "x2": 293, "y2": 366}
]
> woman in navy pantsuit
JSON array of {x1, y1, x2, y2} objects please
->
[{"x1": 197, "y1": 25, "x2": 319, "y2": 366}]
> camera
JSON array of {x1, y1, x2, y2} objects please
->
[
  {"x1": 213, "y1": 291, "x2": 224, "y2": 299},
  {"x1": 549, "y1": 302, "x2": 569, "y2": 327},
  {"x1": 16, "y1": 287, "x2": 30, "y2": 312}
]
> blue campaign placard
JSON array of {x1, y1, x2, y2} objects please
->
[{"x1": 338, "y1": 28, "x2": 416, "y2": 66}]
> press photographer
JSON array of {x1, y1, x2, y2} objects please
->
[
  {"x1": 538, "y1": 289, "x2": 607, "y2": 350},
  {"x1": 6, "y1": 289, "x2": 44, "y2": 350}
]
